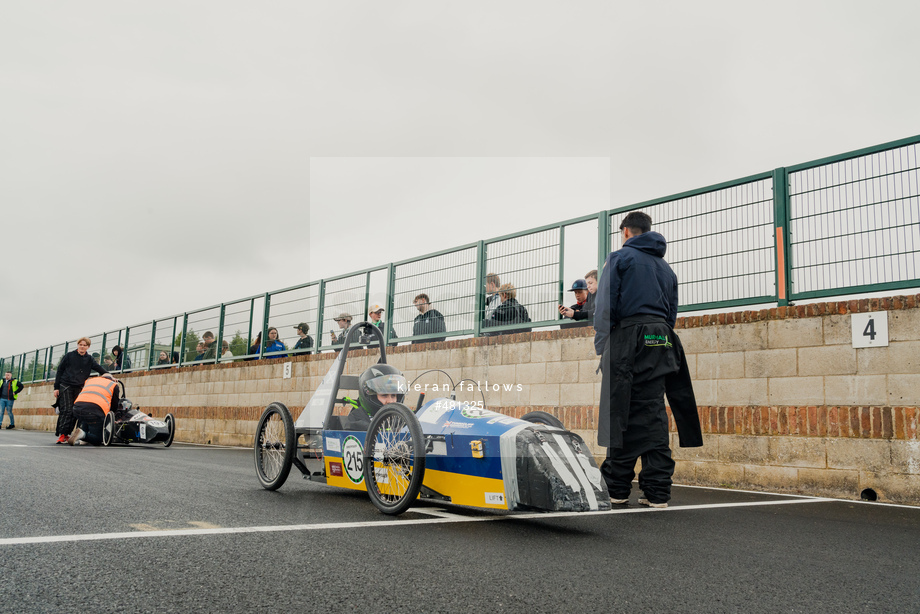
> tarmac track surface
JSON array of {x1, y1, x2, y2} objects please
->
[{"x1": 1, "y1": 429, "x2": 918, "y2": 613}]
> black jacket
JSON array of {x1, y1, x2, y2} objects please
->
[
  {"x1": 412, "y1": 309, "x2": 446, "y2": 343},
  {"x1": 293, "y1": 336, "x2": 314, "y2": 352},
  {"x1": 572, "y1": 291, "x2": 595, "y2": 322},
  {"x1": 54, "y1": 351, "x2": 109, "y2": 390},
  {"x1": 482, "y1": 298, "x2": 530, "y2": 330},
  {"x1": 594, "y1": 231, "x2": 678, "y2": 354},
  {"x1": 598, "y1": 315, "x2": 702, "y2": 449}
]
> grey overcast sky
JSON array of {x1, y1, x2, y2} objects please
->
[{"x1": 2, "y1": 0, "x2": 919, "y2": 356}]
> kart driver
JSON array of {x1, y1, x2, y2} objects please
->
[
  {"x1": 343, "y1": 364, "x2": 408, "y2": 430},
  {"x1": 68, "y1": 374, "x2": 121, "y2": 446}
]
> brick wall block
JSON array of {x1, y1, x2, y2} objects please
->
[
  {"x1": 797, "y1": 345, "x2": 857, "y2": 376},
  {"x1": 502, "y1": 343, "x2": 531, "y2": 365},
  {"x1": 559, "y1": 383, "x2": 595, "y2": 405},
  {"x1": 859, "y1": 471, "x2": 920, "y2": 505},
  {"x1": 529, "y1": 384, "x2": 560, "y2": 406},
  {"x1": 531, "y1": 339, "x2": 563, "y2": 363},
  {"x1": 827, "y1": 438, "x2": 891, "y2": 472},
  {"x1": 768, "y1": 377, "x2": 824, "y2": 406},
  {"x1": 890, "y1": 440, "x2": 920, "y2": 475},
  {"x1": 823, "y1": 314, "x2": 852, "y2": 346},
  {"x1": 717, "y1": 378, "x2": 768, "y2": 406},
  {"x1": 743, "y1": 465, "x2": 799, "y2": 490},
  {"x1": 890, "y1": 309, "x2": 920, "y2": 340},
  {"x1": 768, "y1": 437, "x2": 826, "y2": 468},
  {"x1": 697, "y1": 351, "x2": 745, "y2": 380},
  {"x1": 560, "y1": 336, "x2": 595, "y2": 362},
  {"x1": 718, "y1": 434, "x2": 769, "y2": 464},
  {"x1": 717, "y1": 323, "x2": 767, "y2": 352},
  {"x1": 745, "y1": 349, "x2": 796, "y2": 378},
  {"x1": 888, "y1": 374, "x2": 920, "y2": 405},
  {"x1": 769, "y1": 318, "x2": 823, "y2": 348},
  {"x1": 678, "y1": 327, "x2": 717, "y2": 354},
  {"x1": 796, "y1": 468, "x2": 860, "y2": 498},
  {"x1": 824, "y1": 375, "x2": 888, "y2": 406},
  {"x1": 545, "y1": 361, "x2": 579, "y2": 384},
  {"x1": 670, "y1": 433, "x2": 719, "y2": 461},
  {"x1": 578, "y1": 359, "x2": 602, "y2": 384},
  {"x1": 515, "y1": 363, "x2": 546, "y2": 384}
]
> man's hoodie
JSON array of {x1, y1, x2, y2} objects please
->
[{"x1": 594, "y1": 231, "x2": 678, "y2": 355}]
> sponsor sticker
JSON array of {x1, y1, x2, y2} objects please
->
[
  {"x1": 329, "y1": 461, "x2": 343, "y2": 477},
  {"x1": 485, "y1": 492, "x2": 505, "y2": 505},
  {"x1": 342, "y1": 436, "x2": 364, "y2": 484},
  {"x1": 443, "y1": 421, "x2": 474, "y2": 430},
  {"x1": 326, "y1": 437, "x2": 341, "y2": 453},
  {"x1": 148, "y1": 420, "x2": 166, "y2": 428},
  {"x1": 139, "y1": 423, "x2": 147, "y2": 440}
]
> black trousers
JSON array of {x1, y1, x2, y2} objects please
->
[
  {"x1": 73, "y1": 402, "x2": 105, "y2": 445},
  {"x1": 601, "y1": 375, "x2": 675, "y2": 503},
  {"x1": 55, "y1": 385, "x2": 82, "y2": 436}
]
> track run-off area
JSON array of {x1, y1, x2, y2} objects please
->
[{"x1": 2, "y1": 429, "x2": 918, "y2": 613}]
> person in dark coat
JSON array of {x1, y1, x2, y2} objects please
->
[
  {"x1": 292, "y1": 322, "x2": 314, "y2": 354},
  {"x1": 481, "y1": 283, "x2": 531, "y2": 332},
  {"x1": 111, "y1": 345, "x2": 131, "y2": 370},
  {"x1": 53, "y1": 337, "x2": 109, "y2": 444},
  {"x1": 411, "y1": 293, "x2": 446, "y2": 344},
  {"x1": 594, "y1": 211, "x2": 701, "y2": 508},
  {"x1": 559, "y1": 278, "x2": 594, "y2": 328}
]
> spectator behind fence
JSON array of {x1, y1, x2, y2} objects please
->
[
  {"x1": 368, "y1": 305, "x2": 398, "y2": 346},
  {"x1": 482, "y1": 283, "x2": 531, "y2": 333},
  {"x1": 102, "y1": 354, "x2": 115, "y2": 369},
  {"x1": 412, "y1": 293, "x2": 446, "y2": 344},
  {"x1": 293, "y1": 323, "x2": 314, "y2": 354},
  {"x1": 171, "y1": 351, "x2": 180, "y2": 364},
  {"x1": 262, "y1": 327, "x2": 288, "y2": 358},
  {"x1": 193, "y1": 342, "x2": 206, "y2": 361},
  {"x1": 559, "y1": 278, "x2": 593, "y2": 328},
  {"x1": 111, "y1": 345, "x2": 131, "y2": 370},
  {"x1": 329, "y1": 313, "x2": 352, "y2": 345},
  {"x1": 202, "y1": 331, "x2": 218, "y2": 360},
  {"x1": 53, "y1": 337, "x2": 109, "y2": 445},
  {"x1": 484, "y1": 273, "x2": 502, "y2": 320},
  {"x1": 220, "y1": 340, "x2": 233, "y2": 359},
  {"x1": 247, "y1": 333, "x2": 261, "y2": 359},
  {"x1": 156, "y1": 351, "x2": 170, "y2": 366}
]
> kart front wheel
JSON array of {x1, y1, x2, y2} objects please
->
[
  {"x1": 254, "y1": 402, "x2": 295, "y2": 490},
  {"x1": 364, "y1": 403, "x2": 426, "y2": 515},
  {"x1": 163, "y1": 413, "x2": 176, "y2": 447},
  {"x1": 522, "y1": 410, "x2": 565, "y2": 429},
  {"x1": 102, "y1": 412, "x2": 115, "y2": 446}
]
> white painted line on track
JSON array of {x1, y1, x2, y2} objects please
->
[
  {"x1": 0, "y1": 445, "x2": 28, "y2": 447},
  {"x1": 0, "y1": 497, "x2": 838, "y2": 547},
  {"x1": 675, "y1": 483, "x2": 920, "y2": 509}
]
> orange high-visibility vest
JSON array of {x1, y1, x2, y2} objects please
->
[{"x1": 75, "y1": 377, "x2": 117, "y2": 414}]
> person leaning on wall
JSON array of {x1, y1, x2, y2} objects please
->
[{"x1": 53, "y1": 337, "x2": 109, "y2": 444}]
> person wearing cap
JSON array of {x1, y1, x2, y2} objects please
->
[
  {"x1": 292, "y1": 322, "x2": 314, "y2": 354},
  {"x1": 559, "y1": 277, "x2": 594, "y2": 327},
  {"x1": 68, "y1": 373, "x2": 121, "y2": 446},
  {"x1": 330, "y1": 313, "x2": 353, "y2": 345},
  {"x1": 368, "y1": 305, "x2": 398, "y2": 346}
]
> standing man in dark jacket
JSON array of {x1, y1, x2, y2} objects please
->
[
  {"x1": 594, "y1": 211, "x2": 701, "y2": 508},
  {"x1": 53, "y1": 337, "x2": 109, "y2": 444},
  {"x1": 292, "y1": 323, "x2": 314, "y2": 354},
  {"x1": 0, "y1": 371, "x2": 24, "y2": 429},
  {"x1": 411, "y1": 293, "x2": 446, "y2": 344}
]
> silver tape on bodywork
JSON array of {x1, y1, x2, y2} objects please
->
[
  {"x1": 499, "y1": 424, "x2": 528, "y2": 511},
  {"x1": 553, "y1": 434, "x2": 599, "y2": 510}
]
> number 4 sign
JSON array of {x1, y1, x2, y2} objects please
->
[{"x1": 851, "y1": 311, "x2": 889, "y2": 348}]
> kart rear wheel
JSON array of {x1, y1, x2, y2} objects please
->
[
  {"x1": 522, "y1": 410, "x2": 565, "y2": 429},
  {"x1": 101, "y1": 412, "x2": 115, "y2": 446},
  {"x1": 254, "y1": 402, "x2": 295, "y2": 490},
  {"x1": 364, "y1": 403, "x2": 426, "y2": 515},
  {"x1": 163, "y1": 413, "x2": 176, "y2": 447}
]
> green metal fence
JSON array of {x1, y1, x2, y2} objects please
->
[{"x1": 3, "y1": 134, "x2": 920, "y2": 382}]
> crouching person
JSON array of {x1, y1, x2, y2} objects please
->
[{"x1": 68, "y1": 374, "x2": 121, "y2": 446}]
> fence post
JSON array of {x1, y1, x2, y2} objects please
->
[
  {"x1": 558, "y1": 225, "x2": 566, "y2": 315},
  {"x1": 260, "y1": 293, "x2": 270, "y2": 359},
  {"x1": 317, "y1": 280, "x2": 326, "y2": 348},
  {"x1": 216, "y1": 304, "x2": 226, "y2": 363},
  {"x1": 773, "y1": 167, "x2": 792, "y2": 306},
  {"x1": 123, "y1": 327, "x2": 131, "y2": 372},
  {"x1": 179, "y1": 314, "x2": 188, "y2": 366},
  {"x1": 386, "y1": 264, "x2": 395, "y2": 346},
  {"x1": 473, "y1": 240, "x2": 486, "y2": 338},
  {"x1": 598, "y1": 210, "x2": 610, "y2": 271},
  {"x1": 148, "y1": 321, "x2": 157, "y2": 369}
]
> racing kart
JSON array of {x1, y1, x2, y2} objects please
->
[
  {"x1": 254, "y1": 322, "x2": 610, "y2": 515},
  {"x1": 101, "y1": 381, "x2": 176, "y2": 447}
]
